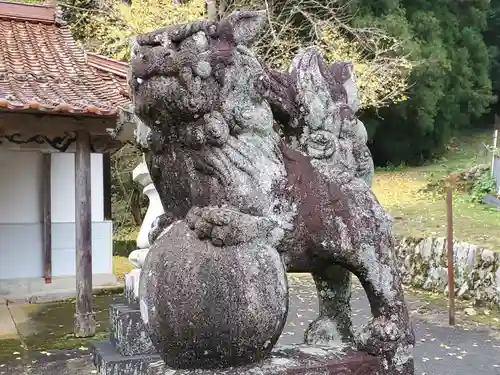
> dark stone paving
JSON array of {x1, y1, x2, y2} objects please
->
[
  {"x1": 282, "y1": 277, "x2": 500, "y2": 375},
  {"x1": 2, "y1": 276, "x2": 500, "y2": 374}
]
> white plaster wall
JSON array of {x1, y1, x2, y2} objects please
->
[
  {"x1": 51, "y1": 153, "x2": 104, "y2": 222},
  {"x1": 0, "y1": 151, "x2": 104, "y2": 223},
  {"x1": 0, "y1": 223, "x2": 42, "y2": 279},
  {"x1": 0, "y1": 150, "x2": 112, "y2": 281},
  {"x1": 0, "y1": 151, "x2": 42, "y2": 223},
  {"x1": 0, "y1": 222, "x2": 112, "y2": 279}
]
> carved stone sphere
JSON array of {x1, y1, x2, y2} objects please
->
[{"x1": 138, "y1": 221, "x2": 289, "y2": 369}]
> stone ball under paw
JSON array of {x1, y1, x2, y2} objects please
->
[{"x1": 138, "y1": 220, "x2": 289, "y2": 369}]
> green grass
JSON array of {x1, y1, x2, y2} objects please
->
[
  {"x1": 113, "y1": 255, "x2": 135, "y2": 281},
  {"x1": 373, "y1": 130, "x2": 500, "y2": 251},
  {"x1": 0, "y1": 296, "x2": 113, "y2": 363},
  {"x1": 112, "y1": 226, "x2": 139, "y2": 281},
  {"x1": 19, "y1": 297, "x2": 111, "y2": 352}
]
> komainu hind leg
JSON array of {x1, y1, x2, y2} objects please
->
[
  {"x1": 351, "y1": 246, "x2": 415, "y2": 375},
  {"x1": 342, "y1": 187, "x2": 414, "y2": 374},
  {"x1": 305, "y1": 265, "x2": 355, "y2": 346}
]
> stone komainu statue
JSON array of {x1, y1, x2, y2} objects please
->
[{"x1": 130, "y1": 10, "x2": 414, "y2": 375}]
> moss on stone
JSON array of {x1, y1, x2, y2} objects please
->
[{"x1": 2, "y1": 294, "x2": 116, "y2": 360}]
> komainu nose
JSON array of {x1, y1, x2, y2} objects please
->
[{"x1": 131, "y1": 47, "x2": 175, "y2": 80}]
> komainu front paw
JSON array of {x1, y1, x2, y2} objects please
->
[
  {"x1": 185, "y1": 206, "x2": 275, "y2": 247},
  {"x1": 304, "y1": 317, "x2": 354, "y2": 347}
]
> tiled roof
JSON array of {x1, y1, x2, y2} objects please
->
[{"x1": 0, "y1": 1, "x2": 130, "y2": 116}]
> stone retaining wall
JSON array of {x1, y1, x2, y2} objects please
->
[{"x1": 394, "y1": 237, "x2": 500, "y2": 306}]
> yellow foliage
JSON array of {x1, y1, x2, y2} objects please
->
[
  {"x1": 78, "y1": 0, "x2": 413, "y2": 108},
  {"x1": 83, "y1": 0, "x2": 205, "y2": 60},
  {"x1": 226, "y1": 0, "x2": 413, "y2": 108},
  {"x1": 318, "y1": 24, "x2": 412, "y2": 108}
]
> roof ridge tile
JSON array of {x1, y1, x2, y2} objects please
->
[{"x1": 0, "y1": 1, "x2": 56, "y2": 24}]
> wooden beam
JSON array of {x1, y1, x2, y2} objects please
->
[
  {"x1": 74, "y1": 130, "x2": 96, "y2": 338},
  {"x1": 102, "y1": 153, "x2": 112, "y2": 221},
  {"x1": 42, "y1": 153, "x2": 52, "y2": 284},
  {"x1": 0, "y1": 111, "x2": 116, "y2": 136}
]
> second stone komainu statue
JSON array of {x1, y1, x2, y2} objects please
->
[{"x1": 129, "y1": 10, "x2": 415, "y2": 375}]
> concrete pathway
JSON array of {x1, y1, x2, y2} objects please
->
[
  {"x1": 0, "y1": 305, "x2": 17, "y2": 340},
  {"x1": 1, "y1": 276, "x2": 499, "y2": 374},
  {"x1": 283, "y1": 277, "x2": 500, "y2": 375}
]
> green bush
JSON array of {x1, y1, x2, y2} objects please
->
[
  {"x1": 113, "y1": 226, "x2": 139, "y2": 257},
  {"x1": 470, "y1": 173, "x2": 497, "y2": 202}
]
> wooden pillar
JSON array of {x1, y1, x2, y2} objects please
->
[
  {"x1": 102, "y1": 153, "x2": 112, "y2": 221},
  {"x1": 74, "y1": 130, "x2": 96, "y2": 337},
  {"x1": 42, "y1": 153, "x2": 52, "y2": 284}
]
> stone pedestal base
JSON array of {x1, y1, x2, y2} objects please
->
[
  {"x1": 92, "y1": 299, "x2": 160, "y2": 375},
  {"x1": 146, "y1": 345, "x2": 382, "y2": 375},
  {"x1": 93, "y1": 341, "x2": 161, "y2": 375},
  {"x1": 95, "y1": 271, "x2": 382, "y2": 375},
  {"x1": 109, "y1": 303, "x2": 156, "y2": 356}
]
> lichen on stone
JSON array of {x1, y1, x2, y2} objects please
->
[{"x1": 129, "y1": 10, "x2": 415, "y2": 375}]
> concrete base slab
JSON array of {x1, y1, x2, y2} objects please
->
[
  {"x1": 145, "y1": 344, "x2": 382, "y2": 375},
  {"x1": 0, "y1": 305, "x2": 18, "y2": 340},
  {"x1": 482, "y1": 194, "x2": 500, "y2": 209},
  {"x1": 0, "y1": 274, "x2": 118, "y2": 303},
  {"x1": 6, "y1": 303, "x2": 38, "y2": 338},
  {"x1": 92, "y1": 340, "x2": 161, "y2": 375}
]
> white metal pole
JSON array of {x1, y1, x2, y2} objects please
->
[{"x1": 491, "y1": 129, "x2": 498, "y2": 179}]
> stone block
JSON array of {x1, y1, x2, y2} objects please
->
[
  {"x1": 109, "y1": 303, "x2": 156, "y2": 356},
  {"x1": 145, "y1": 345, "x2": 384, "y2": 375},
  {"x1": 92, "y1": 340, "x2": 161, "y2": 375}
]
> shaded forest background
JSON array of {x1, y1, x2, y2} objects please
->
[{"x1": 43, "y1": 0, "x2": 500, "y2": 231}]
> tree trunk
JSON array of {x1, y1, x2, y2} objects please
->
[{"x1": 206, "y1": 0, "x2": 217, "y2": 21}]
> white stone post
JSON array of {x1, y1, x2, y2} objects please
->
[
  {"x1": 125, "y1": 155, "x2": 164, "y2": 303},
  {"x1": 124, "y1": 116, "x2": 164, "y2": 303},
  {"x1": 132, "y1": 156, "x2": 164, "y2": 250}
]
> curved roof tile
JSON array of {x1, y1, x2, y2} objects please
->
[{"x1": 0, "y1": 1, "x2": 130, "y2": 116}]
